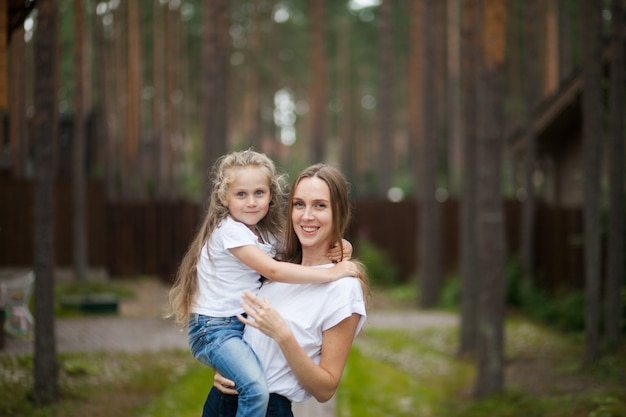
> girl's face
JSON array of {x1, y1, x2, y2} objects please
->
[
  {"x1": 224, "y1": 166, "x2": 271, "y2": 231},
  {"x1": 291, "y1": 176, "x2": 333, "y2": 253}
]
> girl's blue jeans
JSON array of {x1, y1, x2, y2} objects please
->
[
  {"x1": 188, "y1": 313, "x2": 269, "y2": 417},
  {"x1": 203, "y1": 387, "x2": 294, "y2": 417}
]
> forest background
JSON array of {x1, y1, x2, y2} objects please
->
[{"x1": 0, "y1": 0, "x2": 624, "y2": 408}]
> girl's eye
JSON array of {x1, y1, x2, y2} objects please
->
[
  {"x1": 237, "y1": 192, "x2": 246, "y2": 198},
  {"x1": 255, "y1": 190, "x2": 265, "y2": 196}
]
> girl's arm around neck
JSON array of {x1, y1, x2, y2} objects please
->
[{"x1": 229, "y1": 245, "x2": 359, "y2": 283}]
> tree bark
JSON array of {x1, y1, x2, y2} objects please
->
[
  {"x1": 521, "y1": 0, "x2": 540, "y2": 284},
  {"x1": 377, "y1": 0, "x2": 394, "y2": 194},
  {"x1": 458, "y1": 0, "x2": 479, "y2": 358},
  {"x1": 558, "y1": 0, "x2": 572, "y2": 80},
  {"x1": 338, "y1": 15, "x2": 354, "y2": 181},
  {"x1": 126, "y1": 0, "x2": 142, "y2": 198},
  {"x1": 153, "y1": 0, "x2": 167, "y2": 198},
  {"x1": 202, "y1": 0, "x2": 230, "y2": 204},
  {"x1": 604, "y1": 0, "x2": 624, "y2": 348},
  {"x1": 447, "y1": 0, "x2": 462, "y2": 195},
  {"x1": 73, "y1": 0, "x2": 88, "y2": 285},
  {"x1": 308, "y1": 0, "x2": 328, "y2": 164},
  {"x1": 543, "y1": 0, "x2": 559, "y2": 95},
  {"x1": 474, "y1": 0, "x2": 506, "y2": 398},
  {"x1": 580, "y1": 0, "x2": 603, "y2": 365},
  {"x1": 33, "y1": 0, "x2": 59, "y2": 404},
  {"x1": 417, "y1": 0, "x2": 442, "y2": 308},
  {"x1": 244, "y1": 0, "x2": 263, "y2": 151}
]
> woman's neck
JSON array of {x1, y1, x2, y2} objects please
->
[{"x1": 300, "y1": 246, "x2": 331, "y2": 266}]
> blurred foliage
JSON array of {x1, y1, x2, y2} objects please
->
[
  {"x1": 436, "y1": 257, "x2": 612, "y2": 333},
  {"x1": 356, "y1": 238, "x2": 401, "y2": 287}
]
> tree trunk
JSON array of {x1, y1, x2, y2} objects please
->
[
  {"x1": 308, "y1": 0, "x2": 328, "y2": 164},
  {"x1": 33, "y1": 0, "x2": 59, "y2": 404},
  {"x1": 543, "y1": 0, "x2": 558, "y2": 95},
  {"x1": 93, "y1": 6, "x2": 108, "y2": 187},
  {"x1": 126, "y1": 0, "x2": 142, "y2": 198},
  {"x1": 580, "y1": 0, "x2": 603, "y2": 365},
  {"x1": 338, "y1": 15, "x2": 355, "y2": 181},
  {"x1": 73, "y1": 0, "x2": 88, "y2": 285},
  {"x1": 153, "y1": 0, "x2": 167, "y2": 198},
  {"x1": 97, "y1": 6, "x2": 117, "y2": 200},
  {"x1": 165, "y1": 4, "x2": 182, "y2": 200},
  {"x1": 474, "y1": 0, "x2": 506, "y2": 398},
  {"x1": 417, "y1": 0, "x2": 442, "y2": 308},
  {"x1": 202, "y1": 0, "x2": 230, "y2": 204},
  {"x1": 377, "y1": 0, "x2": 394, "y2": 194},
  {"x1": 558, "y1": 0, "x2": 572, "y2": 80},
  {"x1": 434, "y1": 0, "x2": 448, "y2": 191},
  {"x1": 447, "y1": 0, "x2": 462, "y2": 195},
  {"x1": 521, "y1": 0, "x2": 540, "y2": 283},
  {"x1": 604, "y1": 0, "x2": 624, "y2": 348},
  {"x1": 458, "y1": 0, "x2": 479, "y2": 358},
  {"x1": 113, "y1": 5, "x2": 127, "y2": 200},
  {"x1": 408, "y1": 0, "x2": 423, "y2": 191},
  {"x1": 244, "y1": 0, "x2": 263, "y2": 151}
]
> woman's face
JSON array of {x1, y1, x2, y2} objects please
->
[{"x1": 291, "y1": 176, "x2": 333, "y2": 252}]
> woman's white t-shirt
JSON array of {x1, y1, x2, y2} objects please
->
[
  {"x1": 191, "y1": 216, "x2": 277, "y2": 317},
  {"x1": 243, "y1": 267, "x2": 367, "y2": 402}
]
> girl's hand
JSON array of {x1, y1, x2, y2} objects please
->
[
  {"x1": 326, "y1": 239, "x2": 353, "y2": 262},
  {"x1": 213, "y1": 371, "x2": 238, "y2": 395},
  {"x1": 238, "y1": 291, "x2": 291, "y2": 343},
  {"x1": 332, "y1": 259, "x2": 359, "y2": 280}
]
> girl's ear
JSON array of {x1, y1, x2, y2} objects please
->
[{"x1": 218, "y1": 191, "x2": 229, "y2": 207}]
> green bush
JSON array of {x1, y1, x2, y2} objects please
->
[
  {"x1": 439, "y1": 257, "x2": 588, "y2": 332},
  {"x1": 356, "y1": 238, "x2": 400, "y2": 287}
]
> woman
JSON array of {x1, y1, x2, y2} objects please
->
[{"x1": 203, "y1": 164, "x2": 369, "y2": 417}]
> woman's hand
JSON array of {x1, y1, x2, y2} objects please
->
[
  {"x1": 326, "y1": 239, "x2": 353, "y2": 262},
  {"x1": 238, "y1": 291, "x2": 292, "y2": 343},
  {"x1": 213, "y1": 370, "x2": 238, "y2": 395}
]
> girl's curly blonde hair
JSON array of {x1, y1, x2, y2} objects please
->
[{"x1": 168, "y1": 149, "x2": 287, "y2": 327}]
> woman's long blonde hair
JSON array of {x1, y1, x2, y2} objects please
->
[{"x1": 168, "y1": 150, "x2": 287, "y2": 327}]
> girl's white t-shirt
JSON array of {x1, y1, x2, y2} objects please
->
[
  {"x1": 243, "y1": 268, "x2": 367, "y2": 402},
  {"x1": 191, "y1": 216, "x2": 277, "y2": 317}
]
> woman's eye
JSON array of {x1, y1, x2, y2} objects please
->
[{"x1": 293, "y1": 201, "x2": 304, "y2": 208}]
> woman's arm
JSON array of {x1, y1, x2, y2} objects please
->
[
  {"x1": 238, "y1": 290, "x2": 361, "y2": 402},
  {"x1": 229, "y1": 245, "x2": 358, "y2": 283}
]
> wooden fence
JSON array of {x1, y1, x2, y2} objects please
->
[{"x1": 1, "y1": 177, "x2": 584, "y2": 290}]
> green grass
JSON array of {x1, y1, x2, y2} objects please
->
[
  {"x1": 338, "y1": 326, "x2": 473, "y2": 417},
  {"x1": 337, "y1": 319, "x2": 626, "y2": 417},
  {"x1": 0, "y1": 349, "x2": 206, "y2": 417},
  {"x1": 2, "y1": 302, "x2": 625, "y2": 417},
  {"x1": 139, "y1": 360, "x2": 213, "y2": 417}
]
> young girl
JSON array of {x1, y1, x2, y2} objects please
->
[{"x1": 169, "y1": 150, "x2": 357, "y2": 417}]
